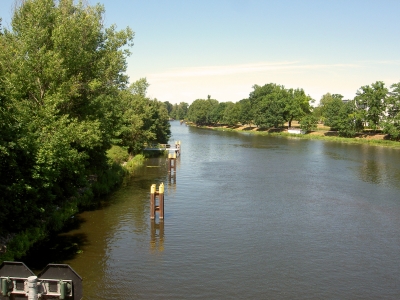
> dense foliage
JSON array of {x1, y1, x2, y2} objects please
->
[
  {"x1": 164, "y1": 101, "x2": 189, "y2": 120},
  {"x1": 0, "y1": 0, "x2": 170, "y2": 254},
  {"x1": 316, "y1": 82, "x2": 400, "y2": 138},
  {"x1": 186, "y1": 85, "x2": 313, "y2": 129},
  {"x1": 186, "y1": 80, "x2": 400, "y2": 140}
]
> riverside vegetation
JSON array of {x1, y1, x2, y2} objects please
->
[
  {"x1": 176, "y1": 82, "x2": 400, "y2": 147},
  {"x1": 0, "y1": 0, "x2": 170, "y2": 263}
]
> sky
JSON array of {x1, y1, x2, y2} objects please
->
[{"x1": 1, "y1": 0, "x2": 400, "y2": 104}]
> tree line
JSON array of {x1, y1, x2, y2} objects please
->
[
  {"x1": 185, "y1": 85, "x2": 313, "y2": 129},
  {"x1": 163, "y1": 101, "x2": 189, "y2": 121},
  {"x1": 0, "y1": 0, "x2": 170, "y2": 251},
  {"x1": 184, "y1": 81, "x2": 400, "y2": 140}
]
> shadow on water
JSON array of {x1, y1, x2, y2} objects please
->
[{"x1": 20, "y1": 215, "x2": 88, "y2": 272}]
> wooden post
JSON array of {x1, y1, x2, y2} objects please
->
[
  {"x1": 168, "y1": 173, "x2": 176, "y2": 184},
  {"x1": 150, "y1": 183, "x2": 164, "y2": 219},
  {"x1": 159, "y1": 183, "x2": 164, "y2": 220},
  {"x1": 175, "y1": 140, "x2": 181, "y2": 156},
  {"x1": 150, "y1": 184, "x2": 156, "y2": 219},
  {"x1": 168, "y1": 153, "x2": 176, "y2": 173}
]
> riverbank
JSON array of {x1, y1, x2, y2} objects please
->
[
  {"x1": 196, "y1": 122, "x2": 400, "y2": 149},
  {"x1": 0, "y1": 149, "x2": 149, "y2": 264}
]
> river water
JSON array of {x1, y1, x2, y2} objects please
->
[{"x1": 31, "y1": 121, "x2": 400, "y2": 299}]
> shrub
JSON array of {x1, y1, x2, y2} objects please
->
[{"x1": 107, "y1": 145, "x2": 130, "y2": 164}]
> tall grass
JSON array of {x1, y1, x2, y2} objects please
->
[{"x1": 124, "y1": 154, "x2": 146, "y2": 173}]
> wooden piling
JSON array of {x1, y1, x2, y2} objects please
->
[
  {"x1": 159, "y1": 183, "x2": 164, "y2": 219},
  {"x1": 150, "y1": 184, "x2": 156, "y2": 219},
  {"x1": 150, "y1": 183, "x2": 164, "y2": 219},
  {"x1": 168, "y1": 153, "x2": 176, "y2": 173},
  {"x1": 168, "y1": 173, "x2": 176, "y2": 184},
  {"x1": 175, "y1": 140, "x2": 181, "y2": 156}
]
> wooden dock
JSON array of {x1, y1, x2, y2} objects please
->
[
  {"x1": 144, "y1": 142, "x2": 181, "y2": 154},
  {"x1": 144, "y1": 144, "x2": 177, "y2": 151}
]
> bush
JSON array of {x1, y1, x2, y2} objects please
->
[
  {"x1": 300, "y1": 115, "x2": 318, "y2": 132},
  {"x1": 107, "y1": 145, "x2": 130, "y2": 164},
  {"x1": 125, "y1": 154, "x2": 146, "y2": 173}
]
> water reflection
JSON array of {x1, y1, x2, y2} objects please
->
[
  {"x1": 358, "y1": 159, "x2": 385, "y2": 184},
  {"x1": 167, "y1": 173, "x2": 177, "y2": 186},
  {"x1": 356, "y1": 145, "x2": 400, "y2": 187},
  {"x1": 150, "y1": 220, "x2": 164, "y2": 252},
  {"x1": 322, "y1": 143, "x2": 400, "y2": 189}
]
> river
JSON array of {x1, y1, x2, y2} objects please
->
[{"x1": 26, "y1": 121, "x2": 400, "y2": 299}]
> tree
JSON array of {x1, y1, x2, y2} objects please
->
[
  {"x1": 223, "y1": 102, "x2": 241, "y2": 126},
  {"x1": 320, "y1": 93, "x2": 345, "y2": 129},
  {"x1": 187, "y1": 97, "x2": 218, "y2": 125},
  {"x1": 131, "y1": 77, "x2": 150, "y2": 98},
  {"x1": 336, "y1": 101, "x2": 364, "y2": 137},
  {"x1": 170, "y1": 102, "x2": 189, "y2": 120},
  {"x1": 285, "y1": 88, "x2": 313, "y2": 127},
  {"x1": 208, "y1": 101, "x2": 227, "y2": 124},
  {"x1": 249, "y1": 83, "x2": 288, "y2": 128},
  {"x1": 238, "y1": 98, "x2": 253, "y2": 126},
  {"x1": 163, "y1": 101, "x2": 173, "y2": 117},
  {"x1": 355, "y1": 81, "x2": 388, "y2": 131},
  {"x1": 299, "y1": 114, "x2": 318, "y2": 132},
  {"x1": 117, "y1": 78, "x2": 171, "y2": 153},
  {"x1": 381, "y1": 82, "x2": 400, "y2": 140},
  {"x1": 175, "y1": 102, "x2": 189, "y2": 120},
  {"x1": 188, "y1": 99, "x2": 210, "y2": 125},
  {"x1": 0, "y1": 0, "x2": 134, "y2": 233}
]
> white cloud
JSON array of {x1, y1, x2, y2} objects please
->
[
  {"x1": 129, "y1": 60, "x2": 399, "y2": 104},
  {"x1": 146, "y1": 61, "x2": 360, "y2": 81}
]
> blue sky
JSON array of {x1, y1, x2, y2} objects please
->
[{"x1": 1, "y1": 0, "x2": 399, "y2": 104}]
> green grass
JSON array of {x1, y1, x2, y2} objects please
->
[
  {"x1": 266, "y1": 132, "x2": 400, "y2": 148},
  {"x1": 197, "y1": 125, "x2": 400, "y2": 149}
]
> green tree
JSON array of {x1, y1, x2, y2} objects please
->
[
  {"x1": 175, "y1": 102, "x2": 189, "y2": 120},
  {"x1": 188, "y1": 97, "x2": 218, "y2": 125},
  {"x1": 188, "y1": 99, "x2": 209, "y2": 125},
  {"x1": 118, "y1": 78, "x2": 171, "y2": 153},
  {"x1": 238, "y1": 98, "x2": 253, "y2": 126},
  {"x1": 299, "y1": 114, "x2": 318, "y2": 132},
  {"x1": 320, "y1": 93, "x2": 345, "y2": 129},
  {"x1": 286, "y1": 88, "x2": 313, "y2": 127},
  {"x1": 208, "y1": 101, "x2": 227, "y2": 124},
  {"x1": 355, "y1": 81, "x2": 388, "y2": 131},
  {"x1": 381, "y1": 82, "x2": 400, "y2": 139},
  {"x1": 223, "y1": 102, "x2": 241, "y2": 126},
  {"x1": 312, "y1": 105, "x2": 323, "y2": 122},
  {"x1": 300, "y1": 114, "x2": 318, "y2": 132},
  {"x1": 163, "y1": 101, "x2": 173, "y2": 117},
  {"x1": 249, "y1": 83, "x2": 288, "y2": 128},
  {"x1": 0, "y1": 0, "x2": 134, "y2": 233},
  {"x1": 130, "y1": 77, "x2": 150, "y2": 98},
  {"x1": 336, "y1": 100, "x2": 364, "y2": 137}
]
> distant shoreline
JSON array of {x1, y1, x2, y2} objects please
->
[{"x1": 189, "y1": 123, "x2": 400, "y2": 149}]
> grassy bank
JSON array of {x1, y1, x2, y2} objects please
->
[
  {"x1": 197, "y1": 124, "x2": 400, "y2": 149},
  {"x1": 0, "y1": 146, "x2": 147, "y2": 264}
]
